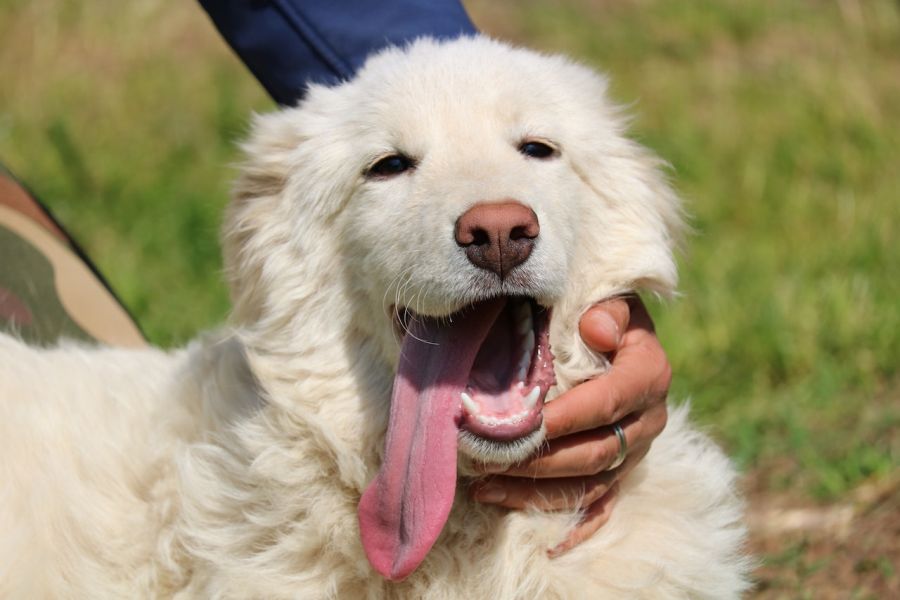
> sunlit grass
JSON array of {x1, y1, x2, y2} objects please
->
[
  {"x1": 1, "y1": 0, "x2": 897, "y2": 500},
  {"x1": 0, "y1": 0, "x2": 272, "y2": 344}
]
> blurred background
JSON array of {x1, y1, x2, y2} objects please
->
[{"x1": 1, "y1": 0, "x2": 897, "y2": 595}]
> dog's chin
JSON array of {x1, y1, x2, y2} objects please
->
[{"x1": 457, "y1": 424, "x2": 546, "y2": 473}]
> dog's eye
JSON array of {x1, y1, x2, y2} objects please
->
[
  {"x1": 518, "y1": 141, "x2": 557, "y2": 159},
  {"x1": 367, "y1": 154, "x2": 415, "y2": 178}
]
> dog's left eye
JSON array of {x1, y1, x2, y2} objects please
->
[
  {"x1": 518, "y1": 141, "x2": 557, "y2": 159},
  {"x1": 366, "y1": 154, "x2": 415, "y2": 178}
]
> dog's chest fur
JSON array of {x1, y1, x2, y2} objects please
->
[{"x1": 165, "y1": 328, "x2": 745, "y2": 599}]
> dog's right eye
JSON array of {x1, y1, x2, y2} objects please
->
[
  {"x1": 366, "y1": 154, "x2": 415, "y2": 178},
  {"x1": 519, "y1": 141, "x2": 557, "y2": 159}
]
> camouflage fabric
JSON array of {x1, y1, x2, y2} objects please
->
[{"x1": 0, "y1": 165, "x2": 145, "y2": 347}]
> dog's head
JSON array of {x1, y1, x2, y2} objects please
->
[{"x1": 225, "y1": 37, "x2": 682, "y2": 581}]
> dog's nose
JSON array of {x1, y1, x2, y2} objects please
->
[{"x1": 454, "y1": 201, "x2": 540, "y2": 279}]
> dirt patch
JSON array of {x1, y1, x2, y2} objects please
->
[{"x1": 746, "y1": 472, "x2": 900, "y2": 598}]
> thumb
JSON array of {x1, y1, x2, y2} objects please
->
[{"x1": 579, "y1": 298, "x2": 630, "y2": 354}]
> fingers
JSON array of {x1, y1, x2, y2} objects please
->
[
  {"x1": 481, "y1": 402, "x2": 666, "y2": 479},
  {"x1": 578, "y1": 295, "x2": 655, "y2": 355},
  {"x1": 578, "y1": 298, "x2": 630, "y2": 353},
  {"x1": 548, "y1": 482, "x2": 621, "y2": 558},
  {"x1": 471, "y1": 470, "x2": 616, "y2": 511},
  {"x1": 485, "y1": 412, "x2": 626, "y2": 478},
  {"x1": 542, "y1": 333, "x2": 670, "y2": 439},
  {"x1": 495, "y1": 423, "x2": 632, "y2": 478},
  {"x1": 543, "y1": 300, "x2": 671, "y2": 440}
]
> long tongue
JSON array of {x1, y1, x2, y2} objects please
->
[{"x1": 358, "y1": 299, "x2": 506, "y2": 581}]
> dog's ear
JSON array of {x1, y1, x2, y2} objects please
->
[
  {"x1": 232, "y1": 110, "x2": 309, "y2": 204},
  {"x1": 221, "y1": 110, "x2": 303, "y2": 324},
  {"x1": 563, "y1": 90, "x2": 685, "y2": 301},
  {"x1": 223, "y1": 97, "x2": 360, "y2": 326}
]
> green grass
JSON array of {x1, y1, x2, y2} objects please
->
[
  {"x1": 1, "y1": 0, "x2": 898, "y2": 501},
  {"x1": 0, "y1": 0, "x2": 272, "y2": 344}
]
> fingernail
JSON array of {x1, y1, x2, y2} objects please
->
[
  {"x1": 547, "y1": 542, "x2": 569, "y2": 559},
  {"x1": 474, "y1": 482, "x2": 507, "y2": 504},
  {"x1": 594, "y1": 311, "x2": 620, "y2": 346}
]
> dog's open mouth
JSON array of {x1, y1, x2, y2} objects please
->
[
  {"x1": 397, "y1": 297, "x2": 555, "y2": 445},
  {"x1": 359, "y1": 296, "x2": 555, "y2": 581}
]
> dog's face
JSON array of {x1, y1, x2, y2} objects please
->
[{"x1": 226, "y1": 37, "x2": 682, "y2": 580}]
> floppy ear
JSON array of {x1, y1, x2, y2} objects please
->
[
  {"x1": 231, "y1": 110, "x2": 309, "y2": 205},
  {"x1": 223, "y1": 94, "x2": 364, "y2": 328},
  {"x1": 570, "y1": 134, "x2": 685, "y2": 300},
  {"x1": 223, "y1": 109, "x2": 308, "y2": 325}
]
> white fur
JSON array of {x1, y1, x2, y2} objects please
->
[{"x1": 0, "y1": 37, "x2": 750, "y2": 598}]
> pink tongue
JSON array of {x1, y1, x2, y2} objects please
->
[{"x1": 358, "y1": 298, "x2": 506, "y2": 581}]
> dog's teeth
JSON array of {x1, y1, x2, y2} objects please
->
[
  {"x1": 515, "y1": 329, "x2": 535, "y2": 381},
  {"x1": 518, "y1": 310, "x2": 533, "y2": 334},
  {"x1": 524, "y1": 386, "x2": 541, "y2": 409},
  {"x1": 523, "y1": 330, "x2": 535, "y2": 354},
  {"x1": 514, "y1": 300, "x2": 533, "y2": 334},
  {"x1": 461, "y1": 392, "x2": 480, "y2": 415},
  {"x1": 516, "y1": 298, "x2": 531, "y2": 317},
  {"x1": 516, "y1": 351, "x2": 530, "y2": 380}
]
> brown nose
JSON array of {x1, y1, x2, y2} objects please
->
[{"x1": 454, "y1": 201, "x2": 540, "y2": 279}]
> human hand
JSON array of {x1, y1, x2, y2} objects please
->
[{"x1": 470, "y1": 296, "x2": 671, "y2": 556}]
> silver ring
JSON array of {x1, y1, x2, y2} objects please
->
[{"x1": 608, "y1": 422, "x2": 627, "y2": 470}]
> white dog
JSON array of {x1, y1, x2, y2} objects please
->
[{"x1": 0, "y1": 37, "x2": 750, "y2": 598}]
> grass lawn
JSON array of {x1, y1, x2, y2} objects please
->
[{"x1": 2, "y1": 0, "x2": 898, "y2": 595}]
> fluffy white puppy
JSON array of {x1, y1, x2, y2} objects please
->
[{"x1": 0, "y1": 37, "x2": 750, "y2": 598}]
